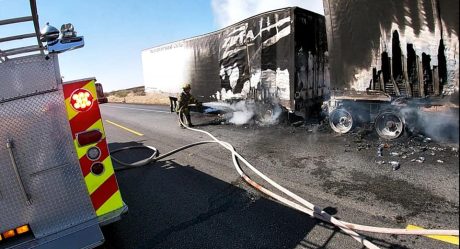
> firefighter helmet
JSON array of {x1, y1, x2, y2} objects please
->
[{"x1": 182, "y1": 83, "x2": 191, "y2": 90}]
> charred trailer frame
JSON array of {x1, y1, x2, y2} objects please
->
[
  {"x1": 322, "y1": 0, "x2": 459, "y2": 140},
  {"x1": 142, "y1": 7, "x2": 329, "y2": 120}
]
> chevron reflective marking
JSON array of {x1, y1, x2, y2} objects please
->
[{"x1": 63, "y1": 78, "x2": 124, "y2": 217}]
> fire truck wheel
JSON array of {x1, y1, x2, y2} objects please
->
[
  {"x1": 329, "y1": 108, "x2": 354, "y2": 134},
  {"x1": 374, "y1": 111, "x2": 405, "y2": 140}
]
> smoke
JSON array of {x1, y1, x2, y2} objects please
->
[
  {"x1": 204, "y1": 101, "x2": 255, "y2": 125},
  {"x1": 400, "y1": 106, "x2": 459, "y2": 144},
  {"x1": 211, "y1": 0, "x2": 324, "y2": 28},
  {"x1": 203, "y1": 101, "x2": 284, "y2": 125},
  {"x1": 258, "y1": 103, "x2": 283, "y2": 126}
]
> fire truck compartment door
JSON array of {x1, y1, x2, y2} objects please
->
[{"x1": 0, "y1": 90, "x2": 99, "y2": 239}]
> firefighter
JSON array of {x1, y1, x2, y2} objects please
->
[{"x1": 176, "y1": 83, "x2": 199, "y2": 128}]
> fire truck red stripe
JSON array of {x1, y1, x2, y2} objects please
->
[
  {"x1": 90, "y1": 174, "x2": 119, "y2": 211},
  {"x1": 63, "y1": 81, "x2": 90, "y2": 98},
  {"x1": 80, "y1": 139, "x2": 109, "y2": 177},
  {"x1": 69, "y1": 103, "x2": 101, "y2": 138}
]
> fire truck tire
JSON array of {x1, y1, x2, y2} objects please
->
[
  {"x1": 329, "y1": 108, "x2": 354, "y2": 134},
  {"x1": 374, "y1": 111, "x2": 405, "y2": 140}
]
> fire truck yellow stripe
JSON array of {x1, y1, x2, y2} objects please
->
[
  {"x1": 84, "y1": 80, "x2": 98, "y2": 100},
  {"x1": 95, "y1": 190, "x2": 123, "y2": 216},
  {"x1": 72, "y1": 119, "x2": 106, "y2": 159},
  {"x1": 85, "y1": 156, "x2": 115, "y2": 195},
  {"x1": 65, "y1": 97, "x2": 79, "y2": 120}
]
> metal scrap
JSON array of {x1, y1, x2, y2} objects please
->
[
  {"x1": 423, "y1": 137, "x2": 432, "y2": 143},
  {"x1": 415, "y1": 157, "x2": 425, "y2": 163},
  {"x1": 389, "y1": 161, "x2": 400, "y2": 171},
  {"x1": 377, "y1": 144, "x2": 385, "y2": 157}
]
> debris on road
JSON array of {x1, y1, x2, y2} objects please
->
[
  {"x1": 291, "y1": 120, "x2": 304, "y2": 127},
  {"x1": 389, "y1": 161, "x2": 400, "y2": 171},
  {"x1": 377, "y1": 144, "x2": 384, "y2": 157}
]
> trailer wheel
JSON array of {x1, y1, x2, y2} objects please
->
[
  {"x1": 257, "y1": 103, "x2": 284, "y2": 125},
  {"x1": 329, "y1": 108, "x2": 354, "y2": 134},
  {"x1": 374, "y1": 111, "x2": 404, "y2": 140}
]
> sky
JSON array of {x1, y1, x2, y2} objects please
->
[{"x1": 1, "y1": 0, "x2": 324, "y2": 92}]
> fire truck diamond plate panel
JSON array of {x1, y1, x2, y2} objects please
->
[
  {"x1": 0, "y1": 91, "x2": 97, "y2": 237},
  {"x1": 0, "y1": 54, "x2": 60, "y2": 102}
]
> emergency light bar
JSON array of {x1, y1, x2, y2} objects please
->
[{"x1": 40, "y1": 22, "x2": 84, "y2": 54}]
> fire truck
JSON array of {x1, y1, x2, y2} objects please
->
[
  {"x1": 0, "y1": 1, "x2": 127, "y2": 248},
  {"x1": 95, "y1": 83, "x2": 108, "y2": 104}
]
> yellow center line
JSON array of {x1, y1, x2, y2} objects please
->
[
  {"x1": 105, "y1": 120, "x2": 144, "y2": 136},
  {"x1": 406, "y1": 225, "x2": 459, "y2": 245}
]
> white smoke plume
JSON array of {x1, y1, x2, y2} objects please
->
[
  {"x1": 211, "y1": 0, "x2": 324, "y2": 28},
  {"x1": 203, "y1": 101, "x2": 284, "y2": 125},
  {"x1": 399, "y1": 106, "x2": 459, "y2": 144},
  {"x1": 204, "y1": 101, "x2": 255, "y2": 125}
]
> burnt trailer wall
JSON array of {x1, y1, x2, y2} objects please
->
[
  {"x1": 294, "y1": 8, "x2": 329, "y2": 117},
  {"x1": 217, "y1": 8, "x2": 293, "y2": 108},
  {"x1": 323, "y1": 0, "x2": 459, "y2": 97},
  {"x1": 142, "y1": 7, "x2": 328, "y2": 114}
]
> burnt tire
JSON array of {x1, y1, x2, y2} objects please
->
[
  {"x1": 329, "y1": 108, "x2": 354, "y2": 134},
  {"x1": 374, "y1": 111, "x2": 405, "y2": 140},
  {"x1": 256, "y1": 103, "x2": 285, "y2": 125}
]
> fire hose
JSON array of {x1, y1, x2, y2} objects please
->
[{"x1": 110, "y1": 110, "x2": 459, "y2": 249}]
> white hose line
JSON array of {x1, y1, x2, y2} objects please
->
[
  {"x1": 239, "y1": 174, "x2": 458, "y2": 236},
  {"x1": 179, "y1": 117, "x2": 459, "y2": 238},
  {"x1": 180, "y1": 121, "x2": 379, "y2": 248}
]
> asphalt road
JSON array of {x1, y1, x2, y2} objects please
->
[{"x1": 98, "y1": 103, "x2": 459, "y2": 249}]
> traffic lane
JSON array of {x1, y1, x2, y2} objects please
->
[
  {"x1": 100, "y1": 103, "x2": 241, "y2": 184},
  {"x1": 102, "y1": 143, "x2": 316, "y2": 249},
  {"x1": 100, "y1": 140, "x2": 404, "y2": 249},
  {"x1": 99, "y1": 104, "x2": 458, "y2": 248},
  {"x1": 97, "y1": 108, "x2": 368, "y2": 249},
  {"x1": 102, "y1": 103, "x2": 171, "y2": 113},
  {"x1": 203, "y1": 124, "x2": 459, "y2": 228}
]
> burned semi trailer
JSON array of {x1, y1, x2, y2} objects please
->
[
  {"x1": 142, "y1": 7, "x2": 328, "y2": 119},
  {"x1": 323, "y1": 0, "x2": 459, "y2": 140}
]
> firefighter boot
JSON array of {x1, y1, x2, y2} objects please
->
[{"x1": 186, "y1": 114, "x2": 193, "y2": 127}]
